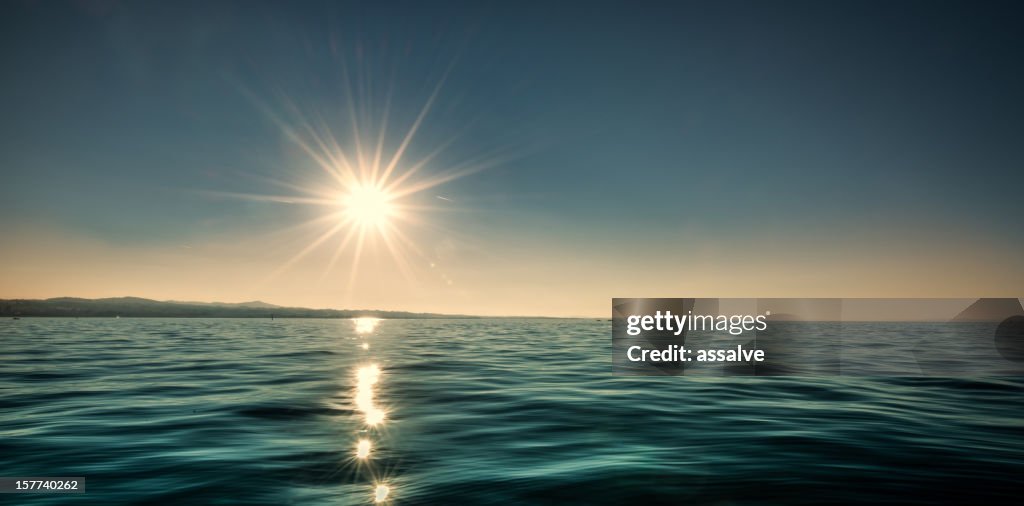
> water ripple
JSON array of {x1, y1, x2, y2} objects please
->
[{"x1": 1, "y1": 318, "x2": 1022, "y2": 504}]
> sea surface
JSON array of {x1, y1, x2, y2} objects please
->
[{"x1": 1, "y1": 318, "x2": 1022, "y2": 504}]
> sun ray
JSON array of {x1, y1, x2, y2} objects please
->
[
  {"x1": 371, "y1": 79, "x2": 394, "y2": 181},
  {"x1": 268, "y1": 217, "x2": 348, "y2": 281},
  {"x1": 233, "y1": 170, "x2": 338, "y2": 200},
  {"x1": 339, "y1": 54, "x2": 369, "y2": 181},
  {"x1": 242, "y1": 86, "x2": 350, "y2": 188},
  {"x1": 377, "y1": 223, "x2": 418, "y2": 284},
  {"x1": 282, "y1": 100, "x2": 359, "y2": 187},
  {"x1": 197, "y1": 190, "x2": 336, "y2": 206},
  {"x1": 380, "y1": 132, "x2": 460, "y2": 195},
  {"x1": 377, "y1": 63, "x2": 453, "y2": 187},
  {"x1": 347, "y1": 226, "x2": 368, "y2": 291},
  {"x1": 214, "y1": 53, "x2": 521, "y2": 292},
  {"x1": 389, "y1": 148, "x2": 517, "y2": 200},
  {"x1": 320, "y1": 223, "x2": 363, "y2": 283}
]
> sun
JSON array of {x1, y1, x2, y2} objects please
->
[
  {"x1": 341, "y1": 183, "x2": 394, "y2": 229},
  {"x1": 226, "y1": 63, "x2": 508, "y2": 291}
]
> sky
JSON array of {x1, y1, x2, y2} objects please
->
[{"x1": 1, "y1": 1, "x2": 1022, "y2": 317}]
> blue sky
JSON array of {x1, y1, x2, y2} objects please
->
[{"x1": 1, "y1": 1, "x2": 1022, "y2": 316}]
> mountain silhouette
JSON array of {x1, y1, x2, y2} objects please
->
[{"x1": 950, "y1": 298, "x2": 1024, "y2": 322}]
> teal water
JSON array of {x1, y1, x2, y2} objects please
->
[{"x1": 1, "y1": 318, "x2": 1022, "y2": 504}]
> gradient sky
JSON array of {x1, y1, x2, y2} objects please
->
[{"x1": 2, "y1": 1, "x2": 1022, "y2": 316}]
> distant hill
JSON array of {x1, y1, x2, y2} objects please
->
[
  {"x1": 164, "y1": 300, "x2": 281, "y2": 309},
  {"x1": 951, "y1": 298, "x2": 1024, "y2": 322},
  {"x1": 0, "y1": 297, "x2": 476, "y2": 319}
]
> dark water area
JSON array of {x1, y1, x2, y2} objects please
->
[{"x1": 1, "y1": 318, "x2": 1022, "y2": 504}]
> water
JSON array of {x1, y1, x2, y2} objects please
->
[{"x1": 2, "y1": 318, "x2": 1022, "y2": 504}]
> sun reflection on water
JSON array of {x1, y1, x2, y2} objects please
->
[
  {"x1": 346, "y1": 318, "x2": 397, "y2": 502},
  {"x1": 354, "y1": 364, "x2": 386, "y2": 427},
  {"x1": 374, "y1": 484, "x2": 391, "y2": 503},
  {"x1": 354, "y1": 317, "x2": 381, "y2": 335},
  {"x1": 355, "y1": 438, "x2": 372, "y2": 459}
]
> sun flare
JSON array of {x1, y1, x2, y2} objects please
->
[
  {"x1": 227, "y1": 66, "x2": 508, "y2": 293},
  {"x1": 341, "y1": 184, "x2": 394, "y2": 229}
]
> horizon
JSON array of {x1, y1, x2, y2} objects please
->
[
  {"x1": 0, "y1": 294, "x2": 579, "y2": 318},
  {"x1": 5, "y1": 295, "x2": 1022, "y2": 322}
]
